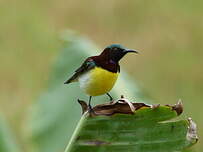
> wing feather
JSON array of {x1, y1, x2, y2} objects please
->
[{"x1": 64, "y1": 58, "x2": 95, "y2": 84}]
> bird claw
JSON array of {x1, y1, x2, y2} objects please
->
[{"x1": 88, "y1": 105, "x2": 96, "y2": 116}]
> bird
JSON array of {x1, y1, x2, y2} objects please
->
[{"x1": 64, "y1": 44, "x2": 138, "y2": 110}]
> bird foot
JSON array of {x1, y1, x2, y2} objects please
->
[{"x1": 88, "y1": 105, "x2": 96, "y2": 116}]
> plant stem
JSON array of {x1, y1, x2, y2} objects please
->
[{"x1": 64, "y1": 112, "x2": 88, "y2": 152}]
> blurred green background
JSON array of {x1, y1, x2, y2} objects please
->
[{"x1": 0, "y1": 0, "x2": 202, "y2": 151}]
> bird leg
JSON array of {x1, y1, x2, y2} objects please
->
[
  {"x1": 88, "y1": 96, "x2": 93, "y2": 111},
  {"x1": 106, "y1": 93, "x2": 113, "y2": 101}
]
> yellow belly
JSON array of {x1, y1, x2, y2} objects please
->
[{"x1": 79, "y1": 67, "x2": 119, "y2": 96}]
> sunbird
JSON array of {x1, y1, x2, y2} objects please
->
[{"x1": 64, "y1": 44, "x2": 138, "y2": 110}]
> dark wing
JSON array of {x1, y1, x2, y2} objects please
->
[{"x1": 64, "y1": 58, "x2": 96, "y2": 84}]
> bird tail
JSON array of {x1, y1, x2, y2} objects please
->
[
  {"x1": 64, "y1": 79, "x2": 71, "y2": 84},
  {"x1": 64, "y1": 76, "x2": 77, "y2": 84}
]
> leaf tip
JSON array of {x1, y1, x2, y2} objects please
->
[{"x1": 78, "y1": 99, "x2": 88, "y2": 114}]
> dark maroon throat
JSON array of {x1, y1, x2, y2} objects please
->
[{"x1": 91, "y1": 56, "x2": 120, "y2": 73}]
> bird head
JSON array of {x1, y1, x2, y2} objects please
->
[{"x1": 100, "y1": 44, "x2": 138, "y2": 63}]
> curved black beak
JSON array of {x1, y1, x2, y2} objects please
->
[{"x1": 124, "y1": 49, "x2": 139, "y2": 54}]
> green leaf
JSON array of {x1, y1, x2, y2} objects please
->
[
  {"x1": 26, "y1": 30, "x2": 148, "y2": 152},
  {"x1": 0, "y1": 115, "x2": 21, "y2": 152},
  {"x1": 65, "y1": 100, "x2": 198, "y2": 152}
]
